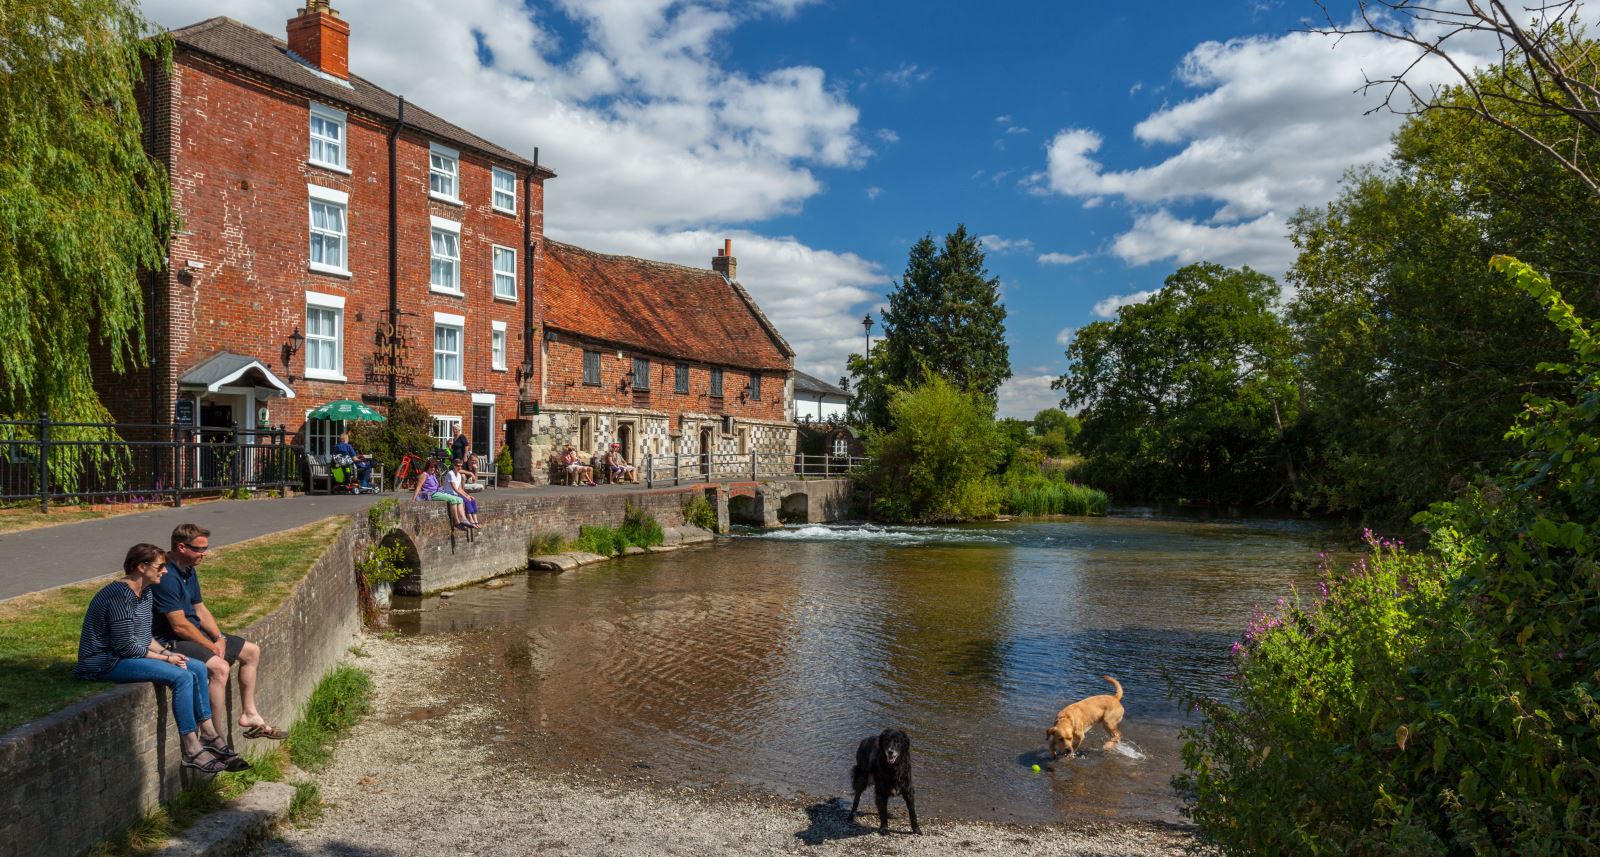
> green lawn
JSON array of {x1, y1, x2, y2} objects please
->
[
  {"x1": 0, "y1": 506, "x2": 126, "y2": 535},
  {"x1": 0, "y1": 517, "x2": 348, "y2": 734}
]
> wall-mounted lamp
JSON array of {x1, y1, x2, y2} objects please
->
[
  {"x1": 619, "y1": 371, "x2": 634, "y2": 393},
  {"x1": 516, "y1": 358, "x2": 534, "y2": 385},
  {"x1": 282, "y1": 327, "x2": 304, "y2": 365}
]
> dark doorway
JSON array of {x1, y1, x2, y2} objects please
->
[
  {"x1": 699, "y1": 427, "x2": 713, "y2": 476},
  {"x1": 198, "y1": 402, "x2": 235, "y2": 487},
  {"x1": 616, "y1": 422, "x2": 634, "y2": 466},
  {"x1": 471, "y1": 405, "x2": 492, "y2": 458}
]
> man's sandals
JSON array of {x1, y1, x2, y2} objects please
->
[
  {"x1": 205, "y1": 736, "x2": 253, "y2": 772},
  {"x1": 242, "y1": 723, "x2": 289, "y2": 740}
]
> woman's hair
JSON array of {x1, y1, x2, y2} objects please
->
[
  {"x1": 424, "y1": 459, "x2": 437, "y2": 471},
  {"x1": 123, "y1": 543, "x2": 166, "y2": 575}
]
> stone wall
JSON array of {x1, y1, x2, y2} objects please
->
[{"x1": 0, "y1": 522, "x2": 364, "y2": 857}]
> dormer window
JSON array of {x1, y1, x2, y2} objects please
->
[
  {"x1": 308, "y1": 103, "x2": 346, "y2": 170},
  {"x1": 429, "y1": 143, "x2": 459, "y2": 202}
]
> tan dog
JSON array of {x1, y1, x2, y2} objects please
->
[{"x1": 1045, "y1": 675, "x2": 1124, "y2": 759}]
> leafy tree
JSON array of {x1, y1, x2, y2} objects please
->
[
  {"x1": 0, "y1": 0, "x2": 172, "y2": 421},
  {"x1": 1055, "y1": 263, "x2": 1298, "y2": 506},
  {"x1": 1288, "y1": 77, "x2": 1600, "y2": 518},
  {"x1": 848, "y1": 226, "x2": 1011, "y2": 429},
  {"x1": 842, "y1": 340, "x2": 891, "y2": 429},
  {"x1": 1031, "y1": 407, "x2": 1080, "y2": 458},
  {"x1": 862, "y1": 376, "x2": 1003, "y2": 522}
]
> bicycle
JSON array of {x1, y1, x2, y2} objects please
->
[{"x1": 394, "y1": 448, "x2": 452, "y2": 493}]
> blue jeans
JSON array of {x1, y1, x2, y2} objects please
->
[{"x1": 99, "y1": 656, "x2": 211, "y2": 736}]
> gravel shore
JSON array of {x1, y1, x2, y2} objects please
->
[{"x1": 264, "y1": 635, "x2": 1200, "y2": 857}]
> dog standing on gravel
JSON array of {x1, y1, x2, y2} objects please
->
[
  {"x1": 849, "y1": 728, "x2": 922, "y2": 835},
  {"x1": 1046, "y1": 675, "x2": 1125, "y2": 759}
]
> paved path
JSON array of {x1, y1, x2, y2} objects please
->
[{"x1": 0, "y1": 481, "x2": 690, "y2": 601}]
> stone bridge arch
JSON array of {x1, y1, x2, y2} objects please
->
[
  {"x1": 779, "y1": 490, "x2": 810, "y2": 524},
  {"x1": 379, "y1": 528, "x2": 425, "y2": 595}
]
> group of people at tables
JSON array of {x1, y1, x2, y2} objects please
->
[
  {"x1": 559, "y1": 443, "x2": 637, "y2": 486},
  {"x1": 76, "y1": 524, "x2": 286, "y2": 775}
]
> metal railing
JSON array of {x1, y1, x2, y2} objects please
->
[
  {"x1": 0, "y1": 414, "x2": 298, "y2": 512},
  {"x1": 641, "y1": 452, "x2": 868, "y2": 487}
]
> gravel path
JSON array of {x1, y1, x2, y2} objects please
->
[{"x1": 265, "y1": 636, "x2": 1200, "y2": 857}]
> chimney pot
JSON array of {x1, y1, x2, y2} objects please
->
[
  {"x1": 711, "y1": 239, "x2": 737, "y2": 280},
  {"x1": 287, "y1": 1, "x2": 350, "y2": 80}
]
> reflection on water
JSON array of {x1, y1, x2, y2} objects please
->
[{"x1": 392, "y1": 514, "x2": 1344, "y2": 824}]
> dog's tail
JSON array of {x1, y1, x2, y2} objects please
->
[{"x1": 1103, "y1": 675, "x2": 1122, "y2": 700}]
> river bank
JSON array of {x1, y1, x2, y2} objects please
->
[{"x1": 267, "y1": 634, "x2": 1200, "y2": 856}]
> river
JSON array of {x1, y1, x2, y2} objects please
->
[{"x1": 391, "y1": 511, "x2": 1344, "y2": 825}]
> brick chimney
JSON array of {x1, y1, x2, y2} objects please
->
[
  {"x1": 286, "y1": 0, "x2": 350, "y2": 80},
  {"x1": 711, "y1": 238, "x2": 736, "y2": 280}
]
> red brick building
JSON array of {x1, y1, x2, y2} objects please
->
[
  {"x1": 112, "y1": 3, "x2": 548, "y2": 462},
  {"x1": 105, "y1": 2, "x2": 795, "y2": 482},
  {"x1": 533, "y1": 239, "x2": 795, "y2": 481}
]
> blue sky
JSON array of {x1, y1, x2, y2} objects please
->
[{"x1": 143, "y1": 0, "x2": 1465, "y2": 416}]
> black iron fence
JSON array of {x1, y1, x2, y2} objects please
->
[
  {"x1": 642, "y1": 452, "x2": 868, "y2": 487},
  {"x1": 0, "y1": 414, "x2": 298, "y2": 512}
]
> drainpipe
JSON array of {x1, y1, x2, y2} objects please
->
[
  {"x1": 523, "y1": 148, "x2": 538, "y2": 400},
  {"x1": 387, "y1": 95, "x2": 404, "y2": 403}
]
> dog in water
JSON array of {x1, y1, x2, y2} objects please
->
[
  {"x1": 1046, "y1": 675, "x2": 1124, "y2": 759},
  {"x1": 849, "y1": 728, "x2": 921, "y2": 835}
]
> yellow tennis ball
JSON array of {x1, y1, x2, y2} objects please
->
[{"x1": 1031, "y1": 764, "x2": 1041, "y2": 772}]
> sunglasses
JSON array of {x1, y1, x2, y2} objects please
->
[{"x1": 183, "y1": 543, "x2": 210, "y2": 554}]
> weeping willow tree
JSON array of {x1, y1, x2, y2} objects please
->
[{"x1": 0, "y1": 0, "x2": 172, "y2": 491}]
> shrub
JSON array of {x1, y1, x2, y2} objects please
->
[
  {"x1": 287, "y1": 664, "x2": 373, "y2": 772},
  {"x1": 682, "y1": 492, "x2": 717, "y2": 531},
  {"x1": 1180, "y1": 257, "x2": 1600, "y2": 854},
  {"x1": 863, "y1": 376, "x2": 1003, "y2": 522},
  {"x1": 998, "y1": 449, "x2": 1108, "y2": 516},
  {"x1": 355, "y1": 541, "x2": 409, "y2": 587},
  {"x1": 348, "y1": 398, "x2": 433, "y2": 477},
  {"x1": 366, "y1": 497, "x2": 399, "y2": 535},
  {"x1": 494, "y1": 444, "x2": 513, "y2": 476}
]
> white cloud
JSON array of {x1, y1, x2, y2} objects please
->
[
  {"x1": 876, "y1": 128, "x2": 900, "y2": 144},
  {"x1": 865, "y1": 186, "x2": 882, "y2": 200},
  {"x1": 979, "y1": 234, "x2": 1034, "y2": 254},
  {"x1": 140, "y1": 0, "x2": 881, "y2": 384},
  {"x1": 997, "y1": 373, "x2": 1064, "y2": 420},
  {"x1": 1128, "y1": 81, "x2": 1143, "y2": 96},
  {"x1": 883, "y1": 62, "x2": 933, "y2": 86},
  {"x1": 1092, "y1": 289, "x2": 1158, "y2": 318},
  {"x1": 1038, "y1": 251, "x2": 1090, "y2": 265},
  {"x1": 995, "y1": 114, "x2": 1013, "y2": 124},
  {"x1": 1054, "y1": 326, "x2": 1075, "y2": 346},
  {"x1": 1005, "y1": 125, "x2": 1029, "y2": 135},
  {"x1": 1026, "y1": 26, "x2": 1488, "y2": 275}
]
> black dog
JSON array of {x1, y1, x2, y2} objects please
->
[{"x1": 849, "y1": 728, "x2": 921, "y2": 835}]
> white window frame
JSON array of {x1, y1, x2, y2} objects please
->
[
  {"x1": 429, "y1": 216, "x2": 461, "y2": 295},
  {"x1": 307, "y1": 184, "x2": 349, "y2": 277},
  {"x1": 304, "y1": 291, "x2": 346, "y2": 382},
  {"x1": 492, "y1": 166, "x2": 518, "y2": 214},
  {"x1": 305, "y1": 416, "x2": 347, "y2": 459},
  {"x1": 492, "y1": 244, "x2": 517, "y2": 301},
  {"x1": 491, "y1": 320, "x2": 507, "y2": 371},
  {"x1": 308, "y1": 103, "x2": 349, "y2": 172},
  {"x1": 433, "y1": 311, "x2": 465, "y2": 390},
  {"x1": 429, "y1": 142, "x2": 460, "y2": 203},
  {"x1": 430, "y1": 416, "x2": 462, "y2": 452}
]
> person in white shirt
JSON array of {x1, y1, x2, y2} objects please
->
[{"x1": 446, "y1": 458, "x2": 482, "y2": 527}]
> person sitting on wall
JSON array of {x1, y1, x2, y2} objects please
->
[
  {"x1": 76, "y1": 543, "x2": 244, "y2": 774},
  {"x1": 413, "y1": 459, "x2": 472, "y2": 529},
  {"x1": 155, "y1": 523, "x2": 286, "y2": 741},
  {"x1": 332, "y1": 432, "x2": 375, "y2": 493},
  {"x1": 446, "y1": 458, "x2": 483, "y2": 527},
  {"x1": 609, "y1": 443, "x2": 637, "y2": 483},
  {"x1": 562, "y1": 445, "x2": 596, "y2": 486}
]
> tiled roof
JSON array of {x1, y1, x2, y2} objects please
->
[
  {"x1": 166, "y1": 17, "x2": 553, "y2": 176},
  {"x1": 793, "y1": 370, "x2": 849, "y2": 398},
  {"x1": 538, "y1": 241, "x2": 794, "y2": 371}
]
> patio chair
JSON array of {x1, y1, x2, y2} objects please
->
[{"x1": 474, "y1": 453, "x2": 498, "y2": 489}]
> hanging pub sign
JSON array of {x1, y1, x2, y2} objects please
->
[{"x1": 365, "y1": 321, "x2": 416, "y2": 385}]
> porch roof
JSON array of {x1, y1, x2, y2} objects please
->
[{"x1": 178, "y1": 351, "x2": 296, "y2": 398}]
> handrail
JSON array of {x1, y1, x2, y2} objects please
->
[{"x1": 641, "y1": 451, "x2": 869, "y2": 488}]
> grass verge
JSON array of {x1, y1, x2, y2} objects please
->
[
  {"x1": 85, "y1": 663, "x2": 371, "y2": 855},
  {"x1": 0, "y1": 506, "x2": 127, "y2": 535},
  {"x1": 0, "y1": 517, "x2": 348, "y2": 734}
]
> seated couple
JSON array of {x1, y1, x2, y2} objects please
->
[
  {"x1": 603, "y1": 443, "x2": 637, "y2": 483},
  {"x1": 75, "y1": 526, "x2": 286, "y2": 776},
  {"x1": 412, "y1": 457, "x2": 482, "y2": 529},
  {"x1": 560, "y1": 445, "x2": 597, "y2": 486}
]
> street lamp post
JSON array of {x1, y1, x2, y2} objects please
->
[{"x1": 862, "y1": 313, "x2": 874, "y2": 359}]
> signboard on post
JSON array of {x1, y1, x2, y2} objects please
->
[
  {"x1": 518, "y1": 400, "x2": 540, "y2": 416},
  {"x1": 174, "y1": 400, "x2": 195, "y2": 426}
]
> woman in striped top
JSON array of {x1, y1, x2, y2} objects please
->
[{"x1": 75, "y1": 544, "x2": 241, "y2": 774}]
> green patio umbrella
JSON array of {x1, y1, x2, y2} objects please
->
[{"x1": 306, "y1": 399, "x2": 386, "y2": 422}]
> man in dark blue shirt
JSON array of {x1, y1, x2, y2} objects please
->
[
  {"x1": 333, "y1": 432, "x2": 373, "y2": 491},
  {"x1": 152, "y1": 522, "x2": 287, "y2": 740}
]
